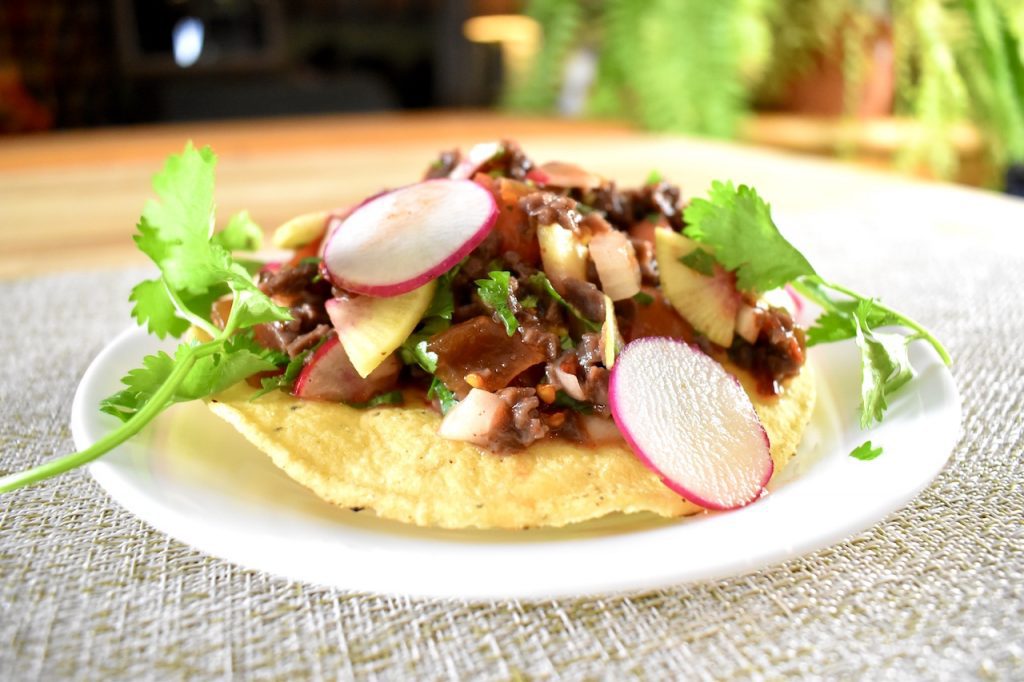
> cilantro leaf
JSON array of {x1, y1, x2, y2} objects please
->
[
  {"x1": 853, "y1": 300, "x2": 916, "y2": 429},
  {"x1": 428, "y1": 377, "x2": 458, "y2": 415},
  {"x1": 251, "y1": 337, "x2": 326, "y2": 400},
  {"x1": 526, "y1": 272, "x2": 602, "y2": 332},
  {"x1": 682, "y1": 180, "x2": 816, "y2": 292},
  {"x1": 552, "y1": 391, "x2": 594, "y2": 414},
  {"x1": 399, "y1": 316, "x2": 450, "y2": 373},
  {"x1": 850, "y1": 440, "x2": 883, "y2": 460},
  {"x1": 679, "y1": 248, "x2": 717, "y2": 276},
  {"x1": 645, "y1": 169, "x2": 663, "y2": 185},
  {"x1": 101, "y1": 334, "x2": 281, "y2": 421},
  {"x1": 632, "y1": 291, "x2": 654, "y2": 306},
  {"x1": 476, "y1": 271, "x2": 519, "y2": 336},
  {"x1": 129, "y1": 278, "x2": 191, "y2": 339},
  {"x1": 212, "y1": 210, "x2": 263, "y2": 252},
  {"x1": 424, "y1": 264, "x2": 461, "y2": 320},
  {"x1": 183, "y1": 335, "x2": 282, "y2": 398},
  {"x1": 0, "y1": 143, "x2": 296, "y2": 494}
]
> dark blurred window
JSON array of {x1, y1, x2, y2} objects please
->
[{"x1": 0, "y1": 0, "x2": 500, "y2": 131}]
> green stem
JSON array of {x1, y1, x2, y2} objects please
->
[
  {"x1": 0, "y1": 340, "x2": 223, "y2": 494},
  {"x1": 793, "y1": 277, "x2": 952, "y2": 366},
  {"x1": 165, "y1": 281, "x2": 220, "y2": 338}
]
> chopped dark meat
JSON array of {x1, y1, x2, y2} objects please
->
[
  {"x1": 496, "y1": 387, "x2": 549, "y2": 447},
  {"x1": 576, "y1": 333, "x2": 603, "y2": 369},
  {"x1": 258, "y1": 261, "x2": 325, "y2": 301},
  {"x1": 640, "y1": 181, "x2": 685, "y2": 231},
  {"x1": 577, "y1": 180, "x2": 685, "y2": 232},
  {"x1": 424, "y1": 149, "x2": 460, "y2": 179},
  {"x1": 502, "y1": 251, "x2": 538, "y2": 279},
  {"x1": 727, "y1": 306, "x2": 807, "y2": 396},
  {"x1": 428, "y1": 316, "x2": 546, "y2": 398},
  {"x1": 631, "y1": 237, "x2": 659, "y2": 285},
  {"x1": 520, "y1": 323, "x2": 559, "y2": 362},
  {"x1": 250, "y1": 261, "x2": 333, "y2": 355},
  {"x1": 581, "y1": 366, "x2": 610, "y2": 408},
  {"x1": 562, "y1": 279, "x2": 606, "y2": 324},
  {"x1": 585, "y1": 183, "x2": 632, "y2": 228},
  {"x1": 285, "y1": 323, "x2": 332, "y2": 357},
  {"x1": 519, "y1": 191, "x2": 580, "y2": 232},
  {"x1": 477, "y1": 139, "x2": 535, "y2": 180}
]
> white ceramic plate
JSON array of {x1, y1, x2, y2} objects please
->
[{"x1": 72, "y1": 326, "x2": 959, "y2": 600}]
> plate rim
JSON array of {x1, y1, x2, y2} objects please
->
[{"x1": 72, "y1": 326, "x2": 961, "y2": 600}]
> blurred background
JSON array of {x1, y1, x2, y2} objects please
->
[{"x1": 1, "y1": 0, "x2": 1022, "y2": 193}]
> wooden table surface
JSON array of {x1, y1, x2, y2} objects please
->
[{"x1": 0, "y1": 111, "x2": 1008, "y2": 280}]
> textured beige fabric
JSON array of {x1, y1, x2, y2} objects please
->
[{"x1": 2, "y1": 179, "x2": 1023, "y2": 679}]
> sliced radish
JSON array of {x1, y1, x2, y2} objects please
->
[
  {"x1": 325, "y1": 280, "x2": 436, "y2": 378},
  {"x1": 609, "y1": 337, "x2": 772, "y2": 510},
  {"x1": 321, "y1": 179, "x2": 498, "y2": 296},
  {"x1": 292, "y1": 336, "x2": 400, "y2": 404},
  {"x1": 437, "y1": 388, "x2": 510, "y2": 446},
  {"x1": 448, "y1": 141, "x2": 504, "y2": 180},
  {"x1": 589, "y1": 229, "x2": 641, "y2": 301}
]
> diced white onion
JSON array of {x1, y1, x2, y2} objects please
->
[
  {"x1": 438, "y1": 388, "x2": 510, "y2": 446},
  {"x1": 589, "y1": 230, "x2": 641, "y2": 301},
  {"x1": 735, "y1": 303, "x2": 764, "y2": 344},
  {"x1": 553, "y1": 366, "x2": 586, "y2": 401}
]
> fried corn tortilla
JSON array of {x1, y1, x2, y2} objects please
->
[{"x1": 206, "y1": 360, "x2": 815, "y2": 529}]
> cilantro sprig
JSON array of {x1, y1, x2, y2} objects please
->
[
  {"x1": 476, "y1": 271, "x2": 520, "y2": 336},
  {"x1": 683, "y1": 180, "x2": 951, "y2": 458},
  {"x1": 0, "y1": 143, "x2": 291, "y2": 493}
]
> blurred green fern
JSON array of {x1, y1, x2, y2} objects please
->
[{"x1": 505, "y1": 0, "x2": 1024, "y2": 184}]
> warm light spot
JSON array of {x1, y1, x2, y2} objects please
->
[{"x1": 462, "y1": 14, "x2": 540, "y2": 87}]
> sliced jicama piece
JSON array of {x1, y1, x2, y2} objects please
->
[
  {"x1": 292, "y1": 336, "x2": 401, "y2": 404},
  {"x1": 271, "y1": 210, "x2": 330, "y2": 249},
  {"x1": 325, "y1": 281, "x2": 437, "y2": 378},
  {"x1": 322, "y1": 179, "x2": 497, "y2": 296},
  {"x1": 655, "y1": 227, "x2": 740, "y2": 347},
  {"x1": 609, "y1": 337, "x2": 772, "y2": 510},
  {"x1": 589, "y1": 229, "x2": 641, "y2": 301},
  {"x1": 437, "y1": 388, "x2": 511, "y2": 446},
  {"x1": 601, "y1": 294, "x2": 623, "y2": 368},
  {"x1": 538, "y1": 223, "x2": 588, "y2": 286}
]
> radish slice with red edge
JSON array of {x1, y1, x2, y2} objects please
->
[
  {"x1": 321, "y1": 179, "x2": 498, "y2": 297},
  {"x1": 448, "y1": 141, "x2": 503, "y2": 180},
  {"x1": 609, "y1": 337, "x2": 773, "y2": 510}
]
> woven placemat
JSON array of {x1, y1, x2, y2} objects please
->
[{"x1": 2, "y1": 183, "x2": 1022, "y2": 680}]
